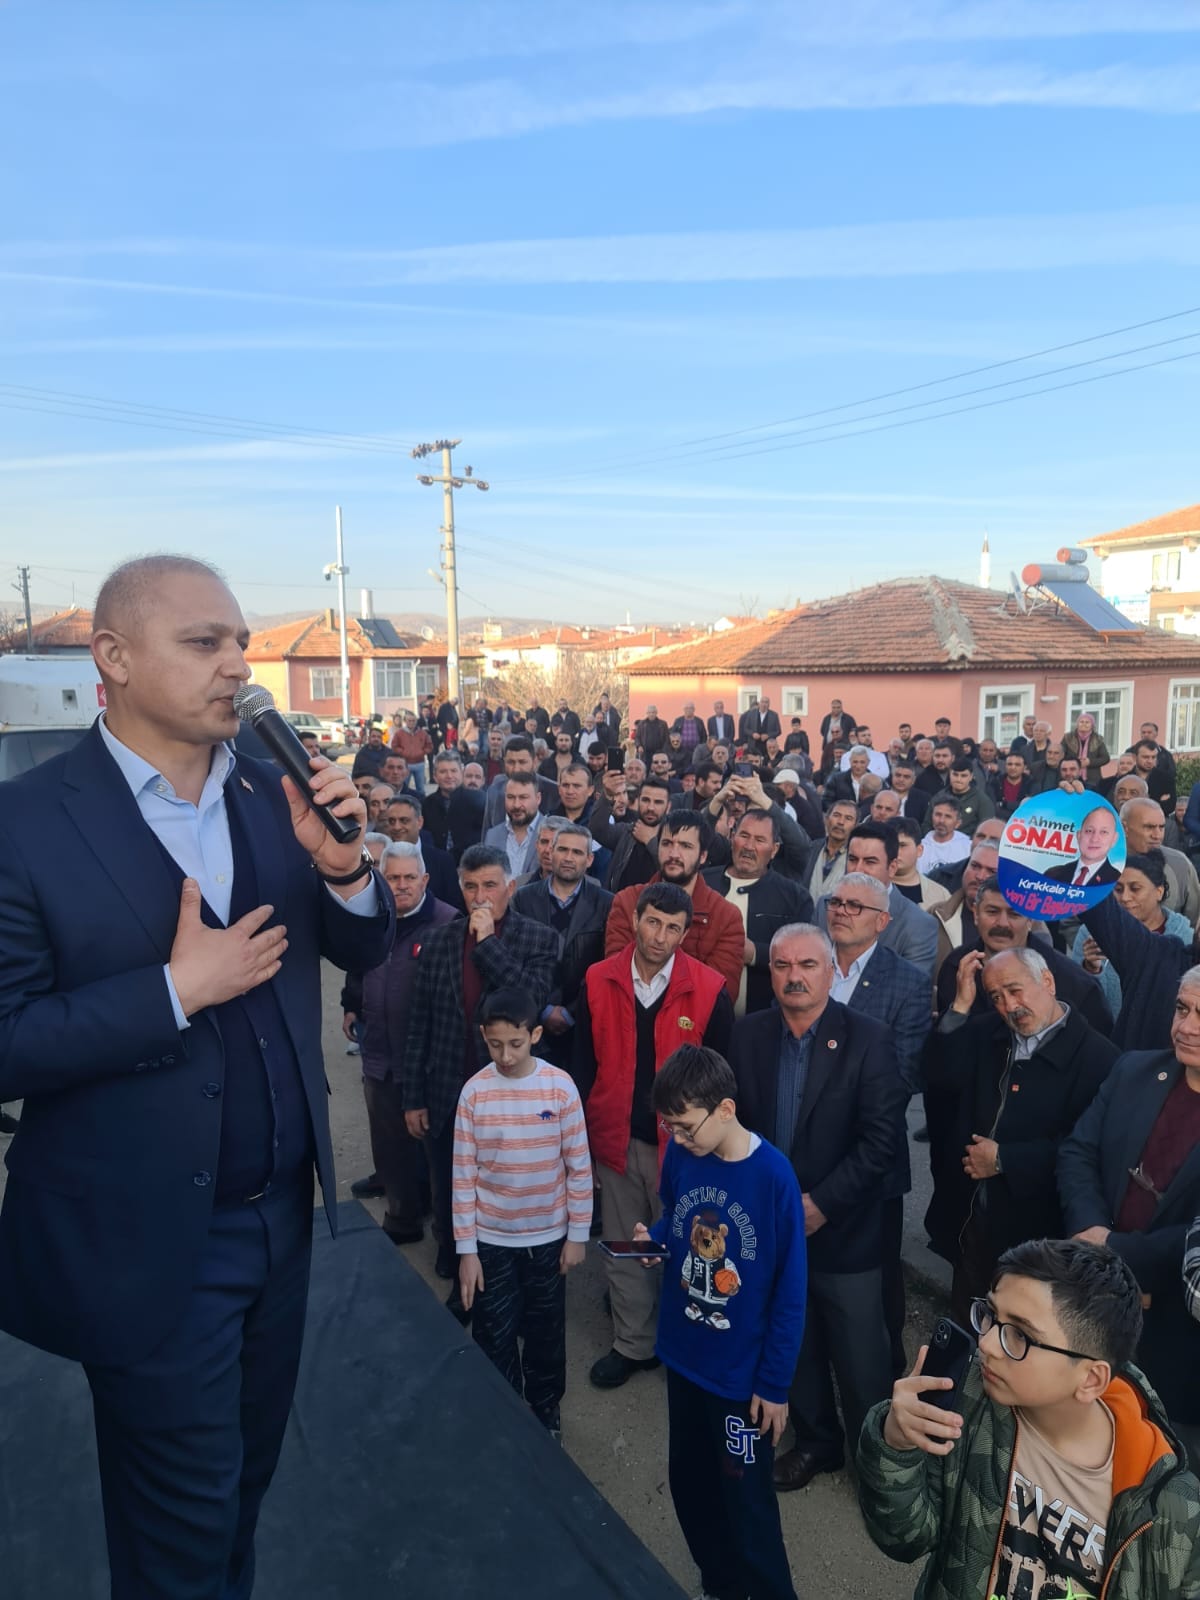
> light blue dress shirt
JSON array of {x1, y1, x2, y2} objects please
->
[{"x1": 98, "y1": 716, "x2": 376, "y2": 1029}]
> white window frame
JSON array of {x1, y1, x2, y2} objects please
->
[
  {"x1": 309, "y1": 666, "x2": 340, "y2": 700},
  {"x1": 416, "y1": 664, "x2": 440, "y2": 698},
  {"x1": 1168, "y1": 677, "x2": 1200, "y2": 751},
  {"x1": 1066, "y1": 680, "x2": 1134, "y2": 754},
  {"x1": 737, "y1": 684, "x2": 761, "y2": 714},
  {"x1": 373, "y1": 660, "x2": 413, "y2": 700},
  {"x1": 1153, "y1": 549, "x2": 1182, "y2": 586},
  {"x1": 978, "y1": 683, "x2": 1034, "y2": 747},
  {"x1": 779, "y1": 684, "x2": 808, "y2": 717}
]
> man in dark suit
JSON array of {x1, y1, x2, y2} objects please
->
[
  {"x1": 1059, "y1": 969, "x2": 1200, "y2": 1442},
  {"x1": 402, "y1": 844, "x2": 559, "y2": 1298},
  {"x1": 707, "y1": 700, "x2": 735, "y2": 744},
  {"x1": 815, "y1": 822, "x2": 938, "y2": 978},
  {"x1": 1044, "y1": 804, "x2": 1122, "y2": 886},
  {"x1": 0, "y1": 555, "x2": 395, "y2": 1597},
  {"x1": 701, "y1": 807, "x2": 813, "y2": 1015},
  {"x1": 382, "y1": 793, "x2": 464, "y2": 912},
  {"x1": 826, "y1": 872, "x2": 931, "y2": 1376},
  {"x1": 634, "y1": 704, "x2": 670, "y2": 759},
  {"x1": 550, "y1": 698, "x2": 581, "y2": 743},
  {"x1": 730, "y1": 923, "x2": 903, "y2": 1492},
  {"x1": 524, "y1": 699, "x2": 551, "y2": 740},
  {"x1": 818, "y1": 699, "x2": 857, "y2": 745},
  {"x1": 479, "y1": 734, "x2": 558, "y2": 832},
  {"x1": 930, "y1": 946, "x2": 1118, "y2": 1321},
  {"x1": 742, "y1": 694, "x2": 781, "y2": 759},
  {"x1": 822, "y1": 747, "x2": 871, "y2": 812},
  {"x1": 421, "y1": 749, "x2": 486, "y2": 862},
  {"x1": 511, "y1": 822, "x2": 612, "y2": 1069},
  {"x1": 593, "y1": 693, "x2": 622, "y2": 742}
]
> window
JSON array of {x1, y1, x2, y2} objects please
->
[
  {"x1": 374, "y1": 660, "x2": 413, "y2": 699},
  {"x1": 1160, "y1": 615, "x2": 1178, "y2": 633},
  {"x1": 1152, "y1": 550, "x2": 1182, "y2": 586},
  {"x1": 309, "y1": 667, "x2": 339, "y2": 699},
  {"x1": 738, "y1": 684, "x2": 761, "y2": 714},
  {"x1": 416, "y1": 665, "x2": 440, "y2": 698},
  {"x1": 1067, "y1": 682, "x2": 1132, "y2": 752},
  {"x1": 780, "y1": 684, "x2": 808, "y2": 716},
  {"x1": 1169, "y1": 679, "x2": 1200, "y2": 750},
  {"x1": 979, "y1": 685, "x2": 1033, "y2": 747}
]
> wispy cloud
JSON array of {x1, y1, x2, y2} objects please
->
[
  {"x1": 347, "y1": 205, "x2": 1200, "y2": 284},
  {"x1": 345, "y1": 55, "x2": 1200, "y2": 150}
]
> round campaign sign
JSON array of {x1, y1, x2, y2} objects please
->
[{"x1": 997, "y1": 791, "x2": 1126, "y2": 921}]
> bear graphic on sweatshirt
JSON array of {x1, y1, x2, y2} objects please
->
[{"x1": 680, "y1": 1212, "x2": 742, "y2": 1331}]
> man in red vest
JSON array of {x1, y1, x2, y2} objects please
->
[{"x1": 574, "y1": 882, "x2": 734, "y2": 1389}]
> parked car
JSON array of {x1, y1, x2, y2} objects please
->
[{"x1": 282, "y1": 711, "x2": 340, "y2": 748}]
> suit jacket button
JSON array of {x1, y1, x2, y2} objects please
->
[
  {"x1": 202, "y1": 1082, "x2": 221, "y2": 1099},
  {"x1": 193, "y1": 1170, "x2": 212, "y2": 1187}
]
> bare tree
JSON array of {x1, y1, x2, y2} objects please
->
[
  {"x1": 0, "y1": 610, "x2": 31, "y2": 654},
  {"x1": 485, "y1": 652, "x2": 628, "y2": 725}
]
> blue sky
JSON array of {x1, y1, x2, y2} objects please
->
[{"x1": 2, "y1": 1, "x2": 1199, "y2": 626}]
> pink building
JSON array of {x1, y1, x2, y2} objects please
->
[{"x1": 628, "y1": 576, "x2": 1200, "y2": 756}]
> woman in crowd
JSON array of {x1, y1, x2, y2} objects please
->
[
  {"x1": 1074, "y1": 852, "x2": 1193, "y2": 1019},
  {"x1": 1063, "y1": 710, "x2": 1111, "y2": 789}
]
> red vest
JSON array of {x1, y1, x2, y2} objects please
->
[{"x1": 583, "y1": 945, "x2": 726, "y2": 1175}]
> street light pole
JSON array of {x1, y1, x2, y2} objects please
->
[
  {"x1": 323, "y1": 507, "x2": 351, "y2": 729},
  {"x1": 413, "y1": 438, "x2": 489, "y2": 704}
]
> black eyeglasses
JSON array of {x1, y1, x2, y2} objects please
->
[
  {"x1": 970, "y1": 1300, "x2": 1098, "y2": 1363},
  {"x1": 826, "y1": 896, "x2": 885, "y2": 917},
  {"x1": 659, "y1": 1108, "x2": 714, "y2": 1144}
]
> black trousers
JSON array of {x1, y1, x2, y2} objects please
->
[
  {"x1": 473, "y1": 1239, "x2": 567, "y2": 1421},
  {"x1": 426, "y1": 1120, "x2": 456, "y2": 1260},
  {"x1": 881, "y1": 1196, "x2": 907, "y2": 1378},
  {"x1": 83, "y1": 1176, "x2": 312, "y2": 1600},
  {"x1": 950, "y1": 1214, "x2": 995, "y2": 1330},
  {"x1": 362, "y1": 1074, "x2": 425, "y2": 1232},
  {"x1": 667, "y1": 1369, "x2": 797, "y2": 1600},
  {"x1": 788, "y1": 1267, "x2": 892, "y2": 1464}
]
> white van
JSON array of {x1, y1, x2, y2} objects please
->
[{"x1": 0, "y1": 655, "x2": 105, "y2": 781}]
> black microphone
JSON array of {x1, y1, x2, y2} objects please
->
[{"x1": 233, "y1": 686, "x2": 362, "y2": 845}]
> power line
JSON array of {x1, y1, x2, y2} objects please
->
[
  {"x1": 504, "y1": 301, "x2": 1200, "y2": 485},
  {"x1": 670, "y1": 327, "x2": 1200, "y2": 467},
  {"x1": 677, "y1": 345, "x2": 1200, "y2": 467},
  {"x1": 0, "y1": 382, "x2": 419, "y2": 452}
]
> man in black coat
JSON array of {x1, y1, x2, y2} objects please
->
[
  {"x1": 382, "y1": 794, "x2": 465, "y2": 912},
  {"x1": 593, "y1": 694, "x2": 622, "y2": 742},
  {"x1": 634, "y1": 705, "x2": 670, "y2": 759},
  {"x1": 1058, "y1": 968, "x2": 1200, "y2": 1444},
  {"x1": 524, "y1": 699, "x2": 551, "y2": 740},
  {"x1": 929, "y1": 945, "x2": 1118, "y2": 1320},
  {"x1": 588, "y1": 774, "x2": 673, "y2": 893},
  {"x1": 701, "y1": 807, "x2": 813, "y2": 1015},
  {"x1": 934, "y1": 878, "x2": 1113, "y2": 1034},
  {"x1": 818, "y1": 700, "x2": 857, "y2": 752},
  {"x1": 729, "y1": 923, "x2": 903, "y2": 1492},
  {"x1": 742, "y1": 694, "x2": 781, "y2": 758},
  {"x1": 550, "y1": 699, "x2": 581, "y2": 743},
  {"x1": 707, "y1": 700, "x2": 736, "y2": 744},
  {"x1": 421, "y1": 750, "x2": 486, "y2": 864},
  {"x1": 436, "y1": 696, "x2": 460, "y2": 746},
  {"x1": 511, "y1": 822, "x2": 612, "y2": 1069}
]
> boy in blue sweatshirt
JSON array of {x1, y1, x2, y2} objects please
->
[{"x1": 633, "y1": 1045, "x2": 807, "y2": 1600}]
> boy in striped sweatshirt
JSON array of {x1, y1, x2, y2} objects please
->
[{"x1": 453, "y1": 986, "x2": 593, "y2": 1439}]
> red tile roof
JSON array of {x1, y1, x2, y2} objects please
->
[
  {"x1": 629, "y1": 576, "x2": 1200, "y2": 676},
  {"x1": 1079, "y1": 503, "x2": 1200, "y2": 550},
  {"x1": 246, "y1": 615, "x2": 408, "y2": 661},
  {"x1": 12, "y1": 607, "x2": 94, "y2": 649}
]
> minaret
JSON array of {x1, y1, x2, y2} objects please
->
[{"x1": 979, "y1": 532, "x2": 991, "y2": 589}]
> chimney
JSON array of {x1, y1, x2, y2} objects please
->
[
  {"x1": 979, "y1": 533, "x2": 992, "y2": 589},
  {"x1": 325, "y1": 606, "x2": 337, "y2": 630},
  {"x1": 360, "y1": 588, "x2": 374, "y2": 618}
]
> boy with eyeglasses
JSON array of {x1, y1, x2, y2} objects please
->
[
  {"x1": 857, "y1": 1238, "x2": 1200, "y2": 1599},
  {"x1": 631, "y1": 1045, "x2": 807, "y2": 1600}
]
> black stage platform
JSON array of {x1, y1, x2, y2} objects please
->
[{"x1": 1, "y1": 1202, "x2": 684, "y2": 1598}]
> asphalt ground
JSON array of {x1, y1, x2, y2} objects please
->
[{"x1": 0, "y1": 962, "x2": 944, "y2": 1598}]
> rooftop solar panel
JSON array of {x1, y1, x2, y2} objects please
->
[{"x1": 1038, "y1": 580, "x2": 1141, "y2": 632}]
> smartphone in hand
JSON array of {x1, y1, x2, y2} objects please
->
[
  {"x1": 922, "y1": 1318, "x2": 975, "y2": 1411},
  {"x1": 597, "y1": 1239, "x2": 670, "y2": 1260}
]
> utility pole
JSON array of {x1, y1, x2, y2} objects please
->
[
  {"x1": 323, "y1": 508, "x2": 352, "y2": 729},
  {"x1": 413, "y1": 438, "x2": 489, "y2": 703},
  {"x1": 13, "y1": 566, "x2": 33, "y2": 649}
]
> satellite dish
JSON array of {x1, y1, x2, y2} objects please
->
[
  {"x1": 420, "y1": 625, "x2": 435, "y2": 641},
  {"x1": 1009, "y1": 572, "x2": 1028, "y2": 614}
]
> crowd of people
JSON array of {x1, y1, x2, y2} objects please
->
[{"x1": 331, "y1": 687, "x2": 1200, "y2": 1600}]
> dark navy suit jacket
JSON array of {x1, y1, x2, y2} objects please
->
[{"x1": 0, "y1": 724, "x2": 394, "y2": 1366}]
